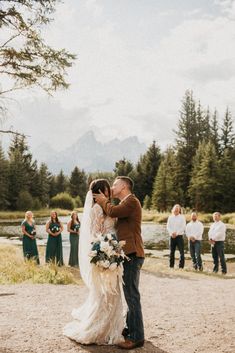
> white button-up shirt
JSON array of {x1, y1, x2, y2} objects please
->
[
  {"x1": 208, "y1": 220, "x2": 226, "y2": 241},
  {"x1": 186, "y1": 220, "x2": 204, "y2": 241},
  {"x1": 167, "y1": 214, "x2": 186, "y2": 236}
]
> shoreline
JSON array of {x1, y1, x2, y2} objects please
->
[{"x1": 1, "y1": 209, "x2": 235, "y2": 226}]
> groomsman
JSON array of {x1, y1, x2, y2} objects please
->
[
  {"x1": 167, "y1": 204, "x2": 186, "y2": 269},
  {"x1": 186, "y1": 212, "x2": 204, "y2": 271},
  {"x1": 208, "y1": 212, "x2": 227, "y2": 274}
]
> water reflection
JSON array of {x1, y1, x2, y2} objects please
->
[{"x1": 0, "y1": 217, "x2": 235, "y2": 254}]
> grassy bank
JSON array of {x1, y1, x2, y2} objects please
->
[
  {"x1": 1, "y1": 208, "x2": 235, "y2": 225},
  {"x1": 0, "y1": 245, "x2": 81, "y2": 285},
  {"x1": 0, "y1": 208, "x2": 83, "y2": 220},
  {"x1": 142, "y1": 210, "x2": 235, "y2": 225}
]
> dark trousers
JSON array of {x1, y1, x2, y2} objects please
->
[
  {"x1": 189, "y1": 240, "x2": 202, "y2": 269},
  {"x1": 169, "y1": 235, "x2": 185, "y2": 268},
  {"x1": 212, "y1": 241, "x2": 227, "y2": 274},
  {"x1": 123, "y1": 255, "x2": 145, "y2": 342}
]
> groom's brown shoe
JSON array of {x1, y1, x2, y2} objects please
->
[{"x1": 118, "y1": 339, "x2": 144, "y2": 349}]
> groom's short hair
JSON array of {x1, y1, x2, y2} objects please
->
[{"x1": 115, "y1": 176, "x2": 134, "y2": 192}]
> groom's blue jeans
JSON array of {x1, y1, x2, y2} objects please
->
[{"x1": 123, "y1": 254, "x2": 144, "y2": 342}]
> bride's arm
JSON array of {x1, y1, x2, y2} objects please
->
[{"x1": 90, "y1": 204, "x2": 105, "y2": 236}]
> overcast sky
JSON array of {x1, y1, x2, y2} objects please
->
[{"x1": 2, "y1": 0, "x2": 235, "y2": 152}]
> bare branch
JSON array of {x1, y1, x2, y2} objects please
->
[{"x1": 0, "y1": 129, "x2": 29, "y2": 137}]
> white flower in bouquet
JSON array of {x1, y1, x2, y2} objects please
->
[
  {"x1": 103, "y1": 260, "x2": 110, "y2": 268},
  {"x1": 109, "y1": 262, "x2": 117, "y2": 271},
  {"x1": 106, "y1": 233, "x2": 113, "y2": 240},
  {"x1": 119, "y1": 240, "x2": 126, "y2": 247},
  {"x1": 89, "y1": 250, "x2": 97, "y2": 257},
  {"x1": 100, "y1": 241, "x2": 110, "y2": 253}
]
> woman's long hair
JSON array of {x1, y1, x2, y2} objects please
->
[
  {"x1": 50, "y1": 211, "x2": 59, "y2": 224},
  {"x1": 89, "y1": 179, "x2": 111, "y2": 202},
  {"x1": 71, "y1": 211, "x2": 80, "y2": 228}
]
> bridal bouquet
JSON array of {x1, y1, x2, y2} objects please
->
[{"x1": 89, "y1": 233, "x2": 126, "y2": 271}]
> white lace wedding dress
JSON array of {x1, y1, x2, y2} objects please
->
[{"x1": 63, "y1": 203, "x2": 124, "y2": 345}]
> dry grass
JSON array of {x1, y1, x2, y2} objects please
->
[
  {"x1": 142, "y1": 210, "x2": 235, "y2": 225},
  {"x1": 142, "y1": 256, "x2": 235, "y2": 279},
  {"x1": 0, "y1": 209, "x2": 75, "y2": 220},
  {"x1": 0, "y1": 245, "x2": 81, "y2": 285}
]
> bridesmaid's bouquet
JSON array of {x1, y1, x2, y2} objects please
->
[
  {"x1": 74, "y1": 223, "x2": 80, "y2": 232},
  {"x1": 51, "y1": 225, "x2": 60, "y2": 233},
  {"x1": 89, "y1": 233, "x2": 126, "y2": 271},
  {"x1": 30, "y1": 229, "x2": 36, "y2": 238}
]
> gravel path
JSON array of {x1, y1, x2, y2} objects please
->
[{"x1": 0, "y1": 271, "x2": 235, "y2": 353}]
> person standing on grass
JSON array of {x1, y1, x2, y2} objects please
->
[
  {"x1": 67, "y1": 211, "x2": 80, "y2": 267},
  {"x1": 208, "y1": 212, "x2": 227, "y2": 274},
  {"x1": 21, "y1": 211, "x2": 40, "y2": 264},
  {"x1": 45, "y1": 210, "x2": 64, "y2": 266},
  {"x1": 167, "y1": 204, "x2": 186, "y2": 269},
  {"x1": 186, "y1": 212, "x2": 204, "y2": 271}
]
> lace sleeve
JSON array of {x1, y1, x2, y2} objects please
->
[{"x1": 90, "y1": 203, "x2": 105, "y2": 237}]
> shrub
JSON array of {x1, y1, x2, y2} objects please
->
[
  {"x1": 32, "y1": 198, "x2": 42, "y2": 210},
  {"x1": 74, "y1": 195, "x2": 83, "y2": 208},
  {"x1": 50, "y1": 192, "x2": 75, "y2": 210},
  {"x1": 16, "y1": 191, "x2": 34, "y2": 211}
]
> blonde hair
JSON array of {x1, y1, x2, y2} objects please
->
[
  {"x1": 171, "y1": 204, "x2": 181, "y2": 214},
  {"x1": 24, "y1": 211, "x2": 33, "y2": 222}
]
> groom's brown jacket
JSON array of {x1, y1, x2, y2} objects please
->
[{"x1": 99, "y1": 194, "x2": 145, "y2": 258}]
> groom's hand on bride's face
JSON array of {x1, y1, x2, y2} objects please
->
[{"x1": 93, "y1": 191, "x2": 107, "y2": 204}]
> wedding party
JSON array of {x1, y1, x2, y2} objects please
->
[{"x1": 1, "y1": 1, "x2": 235, "y2": 353}]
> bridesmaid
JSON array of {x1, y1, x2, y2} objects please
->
[
  {"x1": 45, "y1": 211, "x2": 64, "y2": 266},
  {"x1": 67, "y1": 211, "x2": 80, "y2": 267},
  {"x1": 21, "y1": 211, "x2": 40, "y2": 264}
]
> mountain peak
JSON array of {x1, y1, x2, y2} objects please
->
[{"x1": 34, "y1": 131, "x2": 147, "y2": 173}]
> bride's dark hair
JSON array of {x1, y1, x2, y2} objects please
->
[{"x1": 89, "y1": 179, "x2": 111, "y2": 202}]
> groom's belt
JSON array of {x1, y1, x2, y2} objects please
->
[{"x1": 127, "y1": 252, "x2": 137, "y2": 257}]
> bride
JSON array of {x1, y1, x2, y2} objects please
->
[{"x1": 63, "y1": 179, "x2": 125, "y2": 345}]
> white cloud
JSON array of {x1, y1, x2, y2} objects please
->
[{"x1": 3, "y1": 0, "x2": 235, "y2": 151}]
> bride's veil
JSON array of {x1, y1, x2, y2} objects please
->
[{"x1": 79, "y1": 190, "x2": 93, "y2": 289}]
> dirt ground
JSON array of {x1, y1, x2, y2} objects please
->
[{"x1": 1, "y1": 267, "x2": 235, "y2": 353}]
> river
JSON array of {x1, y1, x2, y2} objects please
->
[{"x1": 0, "y1": 215, "x2": 235, "y2": 254}]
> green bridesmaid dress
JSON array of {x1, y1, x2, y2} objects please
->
[
  {"x1": 68, "y1": 222, "x2": 80, "y2": 267},
  {"x1": 21, "y1": 220, "x2": 40, "y2": 264},
  {"x1": 45, "y1": 221, "x2": 64, "y2": 266}
]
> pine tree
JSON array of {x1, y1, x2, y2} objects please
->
[
  {"x1": 175, "y1": 90, "x2": 198, "y2": 204},
  {"x1": 69, "y1": 166, "x2": 87, "y2": 202},
  {"x1": 0, "y1": 144, "x2": 9, "y2": 209},
  {"x1": 196, "y1": 102, "x2": 210, "y2": 142},
  {"x1": 152, "y1": 148, "x2": 182, "y2": 211},
  {"x1": 189, "y1": 141, "x2": 220, "y2": 212},
  {"x1": 55, "y1": 170, "x2": 68, "y2": 194},
  {"x1": 210, "y1": 109, "x2": 220, "y2": 154},
  {"x1": 132, "y1": 141, "x2": 161, "y2": 204},
  {"x1": 38, "y1": 163, "x2": 51, "y2": 207},
  {"x1": 7, "y1": 136, "x2": 35, "y2": 209},
  {"x1": 189, "y1": 141, "x2": 208, "y2": 209},
  {"x1": 218, "y1": 149, "x2": 235, "y2": 212},
  {"x1": 49, "y1": 175, "x2": 58, "y2": 198},
  {"x1": 220, "y1": 108, "x2": 235, "y2": 152},
  {"x1": 114, "y1": 159, "x2": 134, "y2": 177}
]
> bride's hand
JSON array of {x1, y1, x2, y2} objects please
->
[{"x1": 93, "y1": 190, "x2": 107, "y2": 204}]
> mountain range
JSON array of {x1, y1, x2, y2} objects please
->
[{"x1": 33, "y1": 131, "x2": 147, "y2": 174}]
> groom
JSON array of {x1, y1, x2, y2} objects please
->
[{"x1": 94, "y1": 176, "x2": 145, "y2": 349}]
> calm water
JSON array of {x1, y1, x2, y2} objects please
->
[{"x1": 0, "y1": 215, "x2": 235, "y2": 254}]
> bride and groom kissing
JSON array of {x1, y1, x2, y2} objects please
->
[{"x1": 63, "y1": 176, "x2": 145, "y2": 349}]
